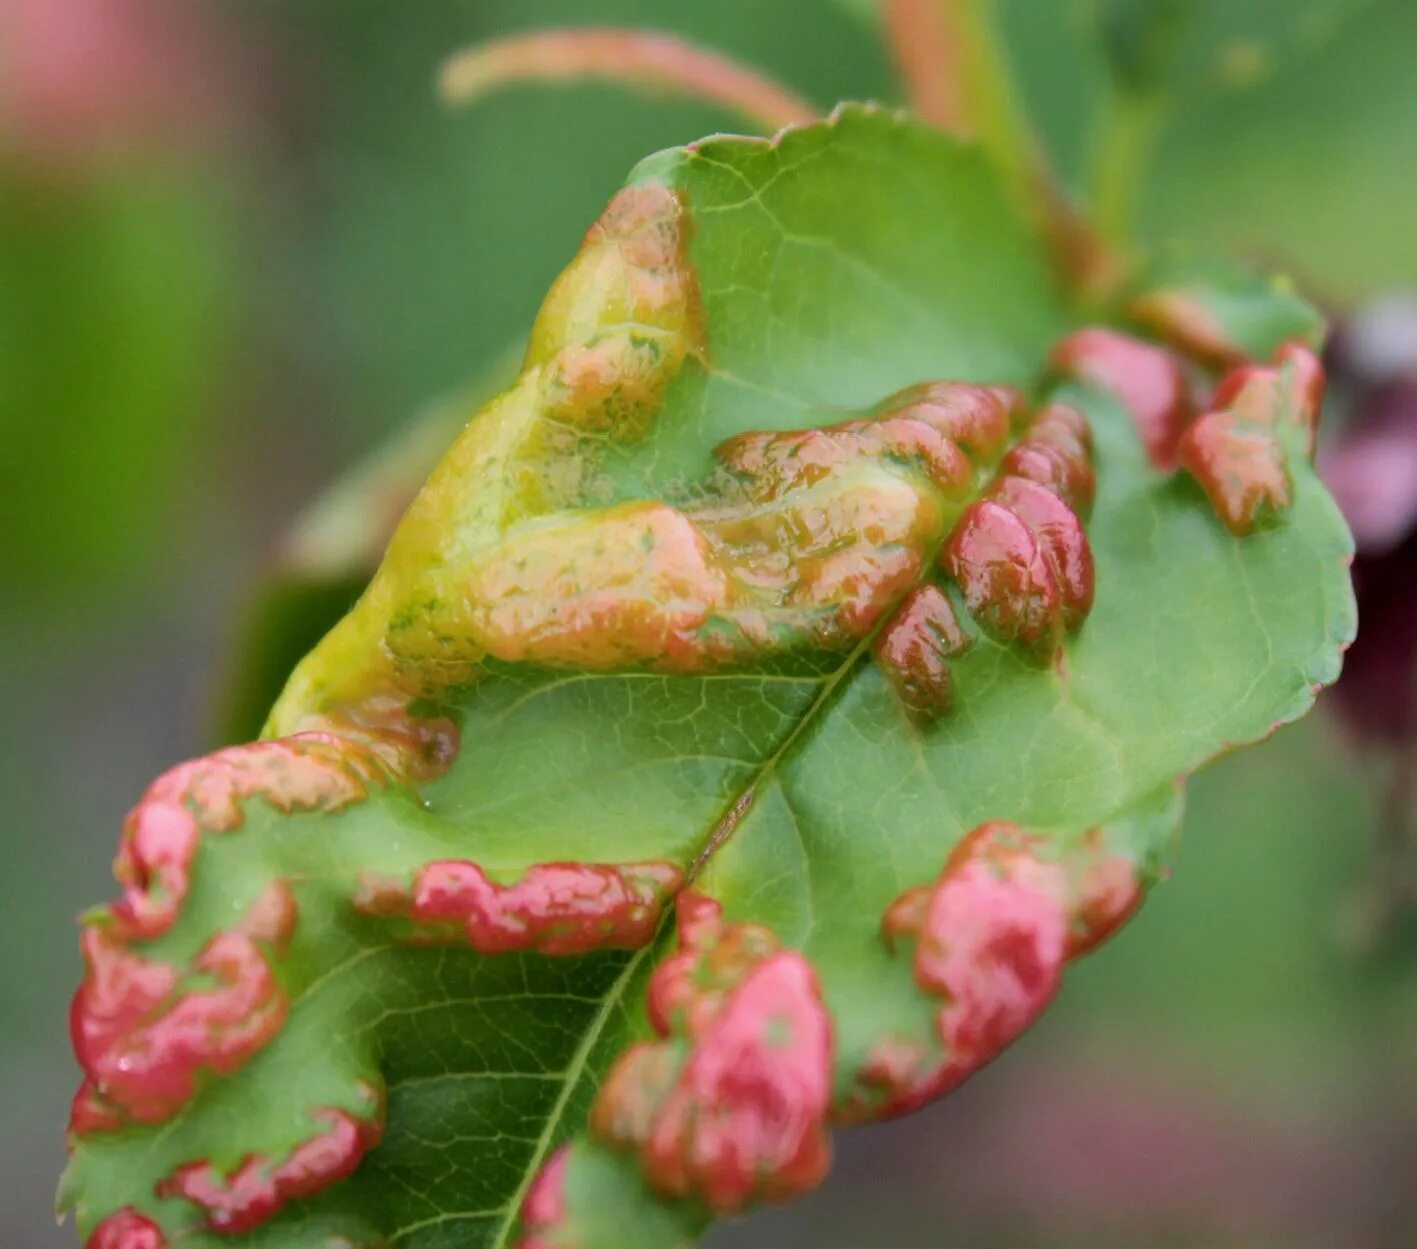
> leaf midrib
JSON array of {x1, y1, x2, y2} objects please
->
[
  {"x1": 481, "y1": 937, "x2": 659, "y2": 1249},
  {"x1": 478, "y1": 477, "x2": 984, "y2": 1248}
]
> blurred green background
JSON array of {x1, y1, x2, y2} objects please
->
[{"x1": 2, "y1": 2, "x2": 1414, "y2": 1246}]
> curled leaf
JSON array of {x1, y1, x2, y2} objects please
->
[{"x1": 61, "y1": 107, "x2": 1353, "y2": 1249}]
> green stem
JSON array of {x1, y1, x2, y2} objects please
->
[
  {"x1": 1089, "y1": 88, "x2": 1166, "y2": 250},
  {"x1": 938, "y1": 0, "x2": 1121, "y2": 302},
  {"x1": 947, "y1": 0, "x2": 1037, "y2": 215}
]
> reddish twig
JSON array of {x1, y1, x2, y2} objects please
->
[
  {"x1": 883, "y1": 0, "x2": 965, "y2": 131},
  {"x1": 440, "y1": 28, "x2": 817, "y2": 134}
]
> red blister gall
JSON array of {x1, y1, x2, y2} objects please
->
[
  {"x1": 592, "y1": 1044, "x2": 682, "y2": 1150},
  {"x1": 1179, "y1": 340, "x2": 1326, "y2": 534},
  {"x1": 1274, "y1": 341, "x2": 1326, "y2": 441},
  {"x1": 70, "y1": 883, "x2": 296, "y2": 1132},
  {"x1": 517, "y1": 1145, "x2": 573, "y2": 1249},
  {"x1": 355, "y1": 860, "x2": 683, "y2": 955},
  {"x1": 914, "y1": 826, "x2": 1069, "y2": 1070},
  {"x1": 998, "y1": 440, "x2": 1093, "y2": 517},
  {"x1": 858, "y1": 823, "x2": 1144, "y2": 1121},
  {"x1": 1178, "y1": 411, "x2": 1292, "y2": 535},
  {"x1": 873, "y1": 584, "x2": 973, "y2": 718},
  {"x1": 880, "y1": 381, "x2": 1022, "y2": 460},
  {"x1": 872, "y1": 415, "x2": 973, "y2": 492},
  {"x1": 645, "y1": 894, "x2": 777, "y2": 1037},
  {"x1": 159, "y1": 1094, "x2": 384, "y2": 1233},
  {"x1": 109, "y1": 734, "x2": 396, "y2": 942},
  {"x1": 1007, "y1": 401, "x2": 1097, "y2": 515},
  {"x1": 1210, "y1": 341, "x2": 1327, "y2": 455},
  {"x1": 989, "y1": 477, "x2": 1095, "y2": 628},
  {"x1": 590, "y1": 892, "x2": 833, "y2": 1213},
  {"x1": 942, "y1": 499, "x2": 1063, "y2": 650},
  {"x1": 1052, "y1": 327, "x2": 1191, "y2": 469},
  {"x1": 84, "y1": 1209, "x2": 166, "y2": 1249},
  {"x1": 1065, "y1": 837, "x2": 1145, "y2": 956},
  {"x1": 642, "y1": 953, "x2": 833, "y2": 1211}
]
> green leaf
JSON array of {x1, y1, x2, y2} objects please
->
[
  {"x1": 1143, "y1": 0, "x2": 1417, "y2": 299},
  {"x1": 61, "y1": 106, "x2": 1353, "y2": 1249},
  {"x1": 999, "y1": 0, "x2": 1417, "y2": 296},
  {"x1": 1092, "y1": 0, "x2": 1379, "y2": 96},
  {"x1": 828, "y1": 0, "x2": 882, "y2": 23},
  {"x1": 1124, "y1": 250, "x2": 1325, "y2": 365}
]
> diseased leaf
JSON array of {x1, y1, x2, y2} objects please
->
[
  {"x1": 1123, "y1": 251, "x2": 1324, "y2": 369},
  {"x1": 215, "y1": 347, "x2": 523, "y2": 745},
  {"x1": 61, "y1": 106, "x2": 1353, "y2": 1249}
]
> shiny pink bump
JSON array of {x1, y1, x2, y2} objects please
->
[
  {"x1": 860, "y1": 823, "x2": 1142, "y2": 1121},
  {"x1": 70, "y1": 899, "x2": 290, "y2": 1128},
  {"x1": 69, "y1": 1079, "x2": 125, "y2": 1139},
  {"x1": 1177, "y1": 411, "x2": 1291, "y2": 535},
  {"x1": 915, "y1": 825, "x2": 1068, "y2": 1076},
  {"x1": 1066, "y1": 845, "x2": 1144, "y2": 956},
  {"x1": 85, "y1": 1209, "x2": 166, "y2": 1249},
  {"x1": 1211, "y1": 342, "x2": 1327, "y2": 455},
  {"x1": 159, "y1": 1096, "x2": 385, "y2": 1234},
  {"x1": 1052, "y1": 328, "x2": 1191, "y2": 469},
  {"x1": 1274, "y1": 342, "x2": 1326, "y2": 442},
  {"x1": 1179, "y1": 341, "x2": 1327, "y2": 533},
  {"x1": 355, "y1": 860, "x2": 684, "y2": 956},
  {"x1": 941, "y1": 500, "x2": 1063, "y2": 651},
  {"x1": 517, "y1": 1145, "x2": 572, "y2": 1249},
  {"x1": 873, "y1": 585, "x2": 973, "y2": 718},
  {"x1": 593, "y1": 891, "x2": 833, "y2": 1213},
  {"x1": 988, "y1": 477, "x2": 1095, "y2": 628},
  {"x1": 873, "y1": 416, "x2": 973, "y2": 492},
  {"x1": 885, "y1": 382, "x2": 1020, "y2": 460},
  {"x1": 109, "y1": 734, "x2": 393, "y2": 942},
  {"x1": 645, "y1": 892, "x2": 774, "y2": 1038},
  {"x1": 1000, "y1": 401, "x2": 1096, "y2": 515},
  {"x1": 641, "y1": 953, "x2": 832, "y2": 1211}
]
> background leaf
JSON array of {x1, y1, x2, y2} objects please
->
[{"x1": 1091, "y1": 0, "x2": 1378, "y2": 95}]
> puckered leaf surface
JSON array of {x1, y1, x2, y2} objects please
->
[{"x1": 61, "y1": 106, "x2": 1353, "y2": 1249}]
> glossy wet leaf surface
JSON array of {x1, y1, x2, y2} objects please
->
[{"x1": 62, "y1": 108, "x2": 1354, "y2": 1249}]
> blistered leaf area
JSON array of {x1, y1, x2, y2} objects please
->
[{"x1": 62, "y1": 108, "x2": 1353, "y2": 1249}]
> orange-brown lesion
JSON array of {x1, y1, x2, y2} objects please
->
[
  {"x1": 1126, "y1": 287, "x2": 1244, "y2": 370},
  {"x1": 268, "y1": 170, "x2": 1111, "y2": 739},
  {"x1": 446, "y1": 383, "x2": 1030, "y2": 674},
  {"x1": 266, "y1": 181, "x2": 705, "y2": 738}
]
